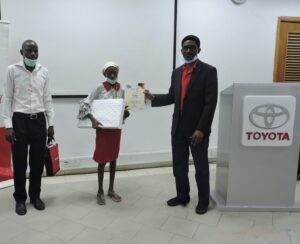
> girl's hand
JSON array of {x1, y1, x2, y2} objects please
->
[
  {"x1": 123, "y1": 106, "x2": 130, "y2": 120},
  {"x1": 88, "y1": 114, "x2": 102, "y2": 129},
  {"x1": 92, "y1": 118, "x2": 102, "y2": 129}
]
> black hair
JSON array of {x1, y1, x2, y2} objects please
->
[
  {"x1": 22, "y1": 40, "x2": 38, "y2": 50},
  {"x1": 181, "y1": 35, "x2": 200, "y2": 48}
]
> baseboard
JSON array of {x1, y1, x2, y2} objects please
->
[{"x1": 0, "y1": 179, "x2": 14, "y2": 189}]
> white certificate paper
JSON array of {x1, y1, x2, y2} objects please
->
[
  {"x1": 125, "y1": 87, "x2": 145, "y2": 109},
  {"x1": 78, "y1": 99, "x2": 125, "y2": 129}
]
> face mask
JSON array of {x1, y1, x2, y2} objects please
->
[
  {"x1": 24, "y1": 57, "x2": 38, "y2": 67},
  {"x1": 184, "y1": 55, "x2": 198, "y2": 64},
  {"x1": 107, "y1": 78, "x2": 117, "y2": 85}
]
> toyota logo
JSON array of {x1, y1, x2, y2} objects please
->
[{"x1": 249, "y1": 104, "x2": 290, "y2": 129}]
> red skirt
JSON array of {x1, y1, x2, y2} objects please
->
[{"x1": 93, "y1": 128, "x2": 121, "y2": 164}]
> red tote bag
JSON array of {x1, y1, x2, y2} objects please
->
[
  {"x1": 0, "y1": 127, "x2": 13, "y2": 182},
  {"x1": 44, "y1": 141, "x2": 60, "y2": 176}
]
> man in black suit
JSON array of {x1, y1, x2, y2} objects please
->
[{"x1": 145, "y1": 35, "x2": 218, "y2": 214}]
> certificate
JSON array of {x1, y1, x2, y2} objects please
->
[
  {"x1": 78, "y1": 98, "x2": 125, "y2": 129},
  {"x1": 125, "y1": 86, "x2": 145, "y2": 109}
]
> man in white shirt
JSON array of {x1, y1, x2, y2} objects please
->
[{"x1": 2, "y1": 40, "x2": 54, "y2": 215}]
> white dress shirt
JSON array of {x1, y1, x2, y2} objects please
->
[{"x1": 1, "y1": 61, "x2": 54, "y2": 128}]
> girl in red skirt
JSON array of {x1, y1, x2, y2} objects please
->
[{"x1": 78, "y1": 62, "x2": 129, "y2": 205}]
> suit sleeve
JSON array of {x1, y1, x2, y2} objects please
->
[
  {"x1": 151, "y1": 72, "x2": 175, "y2": 107},
  {"x1": 197, "y1": 67, "x2": 218, "y2": 134}
]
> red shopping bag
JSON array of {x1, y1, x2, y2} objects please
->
[
  {"x1": 44, "y1": 141, "x2": 60, "y2": 176},
  {"x1": 0, "y1": 127, "x2": 13, "y2": 182},
  {"x1": 0, "y1": 167, "x2": 13, "y2": 181}
]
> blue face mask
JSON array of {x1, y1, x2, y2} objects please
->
[
  {"x1": 24, "y1": 57, "x2": 38, "y2": 67},
  {"x1": 184, "y1": 55, "x2": 198, "y2": 64},
  {"x1": 107, "y1": 78, "x2": 117, "y2": 85}
]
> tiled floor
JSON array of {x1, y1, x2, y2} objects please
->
[{"x1": 0, "y1": 165, "x2": 300, "y2": 244}]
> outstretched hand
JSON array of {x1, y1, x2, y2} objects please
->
[{"x1": 144, "y1": 89, "x2": 155, "y2": 101}]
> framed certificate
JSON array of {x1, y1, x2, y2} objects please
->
[{"x1": 78, "y1": 99, "x2": 125, "y2": 129}]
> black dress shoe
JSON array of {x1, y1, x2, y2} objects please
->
[
  {"x1": 30, "y1": 198, "x2": 45, "y2": 210},
  {"x1": 15, "y1": 202, "x2": 27, "y2": 216},
  {"x1": 195, "y1": 203, "x2": 208, "y2": 215},
  {"x1": 167, "y1": 196, "x2": 190, "y2": 207}
]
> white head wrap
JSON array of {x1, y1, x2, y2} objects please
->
[{"x1": 102, "y1": 61, "x2": 119, "y2": 76}]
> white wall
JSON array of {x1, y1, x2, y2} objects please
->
[
  {"x1": 1, "y1": 0, "x2": 175, "y2": 169},
  {"x1": 177, "y1": 0, "x2": 300, "y2": 151},
  {"x1": 0, "y1": 21, "x2": 9, "y2": 96},
  {"x1": 52, "y1": 98, "x2": 173, "y2": 169},
  {"x1": 0, "y1": 21, "x2": 10, "y2": 128},
  {"x1": 1, "y1": 0, "x2": 300, "y2": 169},
  {"x1": 2, "y1": 0, "x2": 174, "y2": 94}
]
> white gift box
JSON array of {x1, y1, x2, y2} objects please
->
[{"x1": 78, "y1": 98, "x2": 125, "y2": 129}]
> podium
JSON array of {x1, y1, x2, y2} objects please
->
[{"x1": 211, "y1": 83, "x2": 300, "y2": 211}]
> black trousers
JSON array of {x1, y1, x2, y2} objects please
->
[
  {"x1": 297, "y1": 151, "x2": 300, "y2": 177},
  {"x1": 12, "y1": 112, "x2": 47, "y2": 202},
  {"x1": 171, "y1": 125, "x2": 210, "y2": 207}
]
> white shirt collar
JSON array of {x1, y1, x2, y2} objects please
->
[{"x1": 15, "y1": 61, "x2": 42, "y2": 72}]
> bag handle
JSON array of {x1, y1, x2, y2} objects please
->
[{"x1": 47, "y1": 137, "x2": 56, "y2": 146}]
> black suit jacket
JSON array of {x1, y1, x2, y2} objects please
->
[{"x1": 152, "y1": 60, "x2": 218, "y2": 137}]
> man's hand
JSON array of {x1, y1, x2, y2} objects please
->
[
  {"x1": 5, "y1": 128, "x2": 15, "y2": 143},
  {"x1": 190, "y1": 130, "x2": 204, "y2": 146},
  {"x1": 144, "y1": 89, "x2": 155, "y2": 101},
  {"x1": 48, "y1": 126, "x2": 55, "y2": 142}
]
